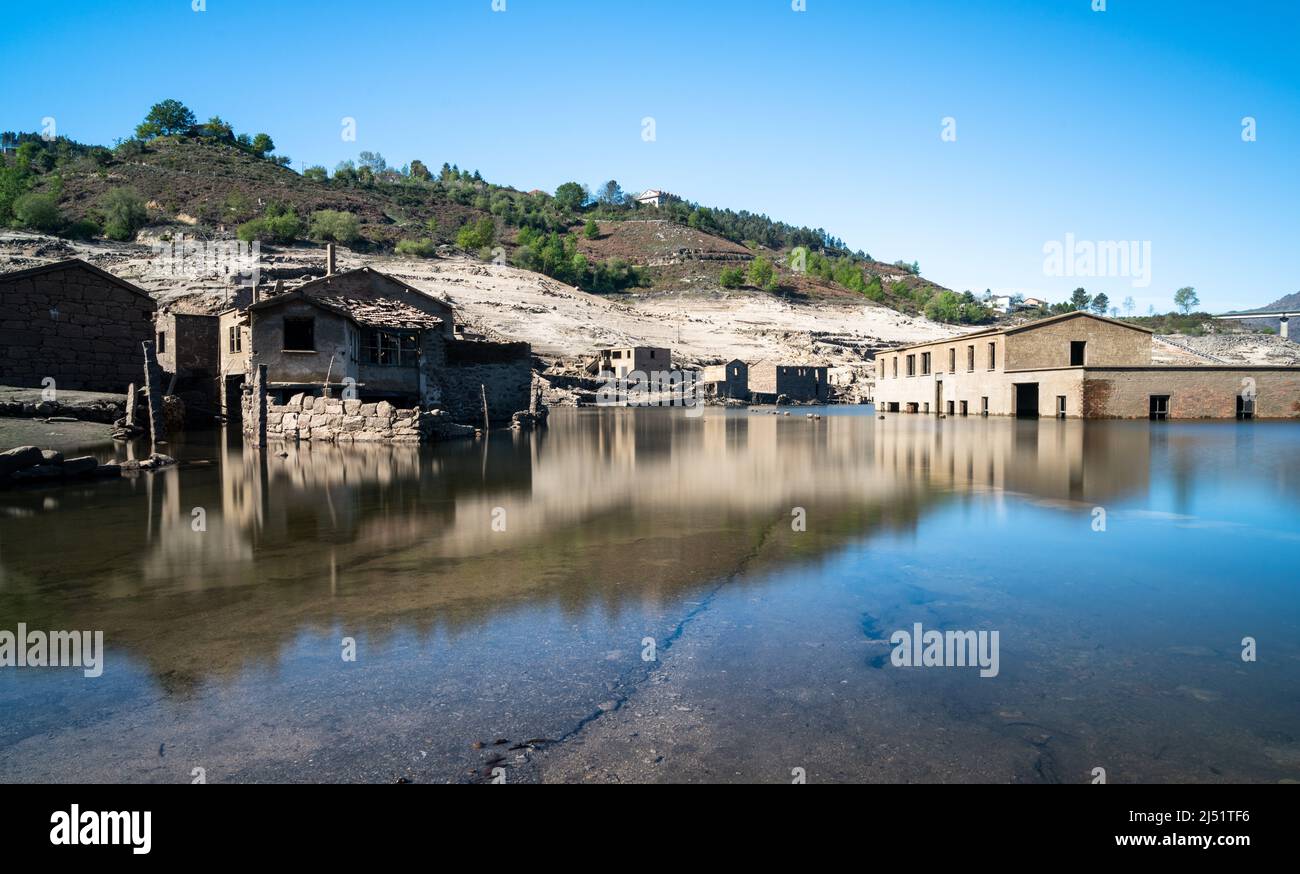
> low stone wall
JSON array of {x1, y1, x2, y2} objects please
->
[{"x1": 242, "y1": 392, "x2": 473, "y2": 443}]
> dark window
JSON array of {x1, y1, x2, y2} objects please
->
[
  {"x1": 1056, "y1": 395, "x2": 1067, "y2": 418},
  {"x1": 906, "y1": 355, "x2": 916, "y2": 376},
  {"x1": 228, "y1": 325, "x2": 242, "y2": 354},
  {"x1": 1149, "y1": 395, "x2": 1170, "y2": 421},
  {"x1": 959, "y1": 400, "x2": 968, "y2": 416},
  {"x1": 892, "y1": 357, "x2": 898, "y2": 378},
  {"x1": 921, "y1": 352, "x2": 931, "y2": 375},
  {"x1": 612, "y1": 350, "x2": 622, "y2": 359},
  {"x1": 967, "y1": 345, "x2": 975, "y2": 371},
  {"x1": 649, "y1": 350, "x2": 656, "y2": 359},
  {"x1": 946, "y1": 400, "x2": 954, "y2": 415},
  {"x1": 362, "y1": 330, "x2": 420, "y2": 366},
  {"x1": 1070, "y1": 341, "x2": 1086, "y2": 366},
  {"x1": 981, "y1": 396, "x2": 989, "y2": 416},
  {"x1": 156, "y1": 331, "x2": 166, "y2": 354},
  {"x1": 283, "y1": 318, "x2": 315, "y2": 352},
  {"x1": 1237, "y1": 395, "x2": 1255, "y2": 420},
  {"x1": 987, "y1": 342, "x2": 996, "y2": 370},
  {"x1": 948, "y1": 348, "x2": 956, "y2": 372}
]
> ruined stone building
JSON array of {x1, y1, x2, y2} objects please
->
[
  {"x1": 219, "y1": 260, "x2": 531, "y2": 433},
  {"x1": 748, "y1": 362, "x2": 830, "y2": 404},
  {"x1": 155, "y1": 308, "x2": 219, "y2": 398},
  {"x1": 589, "y1": 345, "x2": 672, "y2": 379},
  {"x1": 0, "y1": 259, "x2": 157, "y2": 392},
  {"x1": 701, "y1": 359, "x2": 748, "y2": 399},
  {"x1": 874, "y1": 311, "x2": 1300, "y2": 419}
]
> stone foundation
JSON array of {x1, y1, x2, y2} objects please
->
[{"x1": 241, "y1": 391, "x2": 474, "y2": 443}]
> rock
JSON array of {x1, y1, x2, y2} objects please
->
[
  {"x1": 11, "y1": 464, "x2": 64, "y2": 482},
  {"x1": 287, "y1": 392, "x2": 305, "y2": 411},
  {"x1": 0, "y1": 446, "x2": 43, "y2": 478},
  {"x1": 61, "y1": 456, "x2": 99, "y2": 476},
  {"x1": 40, "y1": 450, "x2": 64, "y2": 465},
  {"x1": 46, "y1": 416, "x2": 78, "y2": 423},
  {"x1": 343, "y1": 399, "x2": 362, "y2": 415},
  {"x1": 93, "y1": 463, "x2": 120, "y2": 477},
  {"x1": 376, "y1": 401, "x2": 394, "y2": 418}
]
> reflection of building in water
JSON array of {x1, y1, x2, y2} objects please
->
[{"x1": 872, "y1": 415, "x2": 1150, "y2": 504}]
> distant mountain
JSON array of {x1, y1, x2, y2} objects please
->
[{"x1": 1229, "y1": 291, "x2": 1300, "y2": 334}]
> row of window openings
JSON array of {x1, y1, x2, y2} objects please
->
[{"x1": 894, "y1": 343, "x2": 997, "y2": 377}]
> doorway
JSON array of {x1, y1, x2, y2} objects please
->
[{"x1": 1014, "y1": 382, "x2": 1039, "y2": 418}]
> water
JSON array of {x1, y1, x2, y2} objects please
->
[{"x1": 1, "y1": 407, "x2": 1297, "y2": 783}]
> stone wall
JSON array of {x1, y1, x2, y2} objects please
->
[
  {"x1": 0, "y1": 262, "x2": 156, "y2": 392},
  {"x1": 1083, "y1": 367, "x2": 1300, "y2": 419},
  {"x1": 241, "y1": 391, "x2": 473, "y2": 442},
  {"x1": 1006, "y1": 316, "x2": 1151, "y2": 369},
  {"x1": 440, "y1": 340, "x2": 532, "y2": 425}
]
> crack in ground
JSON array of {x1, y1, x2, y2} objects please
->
[{"x1": 490, "y1": 515, "x2": 786, "y2": 780}]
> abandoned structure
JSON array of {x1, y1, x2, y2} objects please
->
[
  {"x1": 590, "y1": 346, "x2": 672, "y2": 379},
  {"x1": 0, "y1": 259, "x2": 157, "y2": 392},
  {"x1": 874, "y1": 311, "x2": 1300, "y2": 419},
  {"x1": 700, "y1": 359, "x2": 749, "y2": 399},
  {"x1": 222, "y1": 255, "x2": 532, "y2": 439},
  {"x1": 749, "y1": 362, "x2": 830, "y2": 404},
  {"x1": 155, "y1": 308, "x2": 219, "y2": 399}
]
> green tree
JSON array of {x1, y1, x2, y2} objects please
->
[
  {"x1": 250, "y1": 133, "x2": 275, "y2": 158},
  {"x1": 409, "y1": 159, "x2": 431, "y2": 181},
  {"x1": 136, "y1": 99, "x2": 197, "y2": 138},
  {"x1": 555, "y1": 182, "x2": 586, "y2": 212},
  {"x1": 719, "y1": 266, "x2": 744, "y2": 289},
  {"x1": 308, "y1": 210, "x2": 361, "y2": 244},
  {"x1": 455, "y1": 216, "x2": 496, "y2": 251},
  {"x1": 747, "y1": 256, "x2": 775, "y2": 290},
  {"x1": 1173, "y1": 286, "x2": 1199, "y2": 315},
  {"x1": 1069, "y1": 287, "x2": 1091, "y2": 312},
  {"x1": 1090, "y1": 292, "x2": 1110, "y2": 316},
  {"x1": 924, "y1": 290, "x2": 964, "y2": 323},
  {"x1": 101, "y1": 188, "x2": 147, "y2": 241},
  {"x1": 583, "y1": 219, "x2": 600, "y2": 240},
  {"x1": 13, "y1": 192, "x2": 63, "y2": 233},
  {"x1": 302, "y1": 165, "x2": 328, "y2": 182},
  {"x1": 595, "y1": 180, "x2": 624, "y2": 207}
]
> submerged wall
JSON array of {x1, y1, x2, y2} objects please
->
[{"x1": 241, "y1": 391, "x2": 473, "y2": 442}]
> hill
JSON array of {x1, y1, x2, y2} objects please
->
[{"x1": 0, "y1": 107, "x2": 966, "y2": 322}]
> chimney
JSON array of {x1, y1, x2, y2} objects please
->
[{"x1": 326, "y1": 243, "x2": 336, "y2": 276}]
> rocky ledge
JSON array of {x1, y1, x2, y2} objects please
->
[{"x1": 0, "y1": 445, "x2": 176, "y2": 488}]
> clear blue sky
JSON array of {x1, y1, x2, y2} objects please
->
[{"x1": 3, "y1": 0, "x2": 1297, "y2": 311}]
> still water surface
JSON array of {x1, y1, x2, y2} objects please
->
[{"x1": 1, "y1": 407, "x2": 1297, "y2": 783}]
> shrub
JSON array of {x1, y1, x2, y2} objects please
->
[
  {"x1": 65, "y1": 217, "x2": 100, "y2": 240},
  {"x1": 747, "y1": 255, "x2": 776, "y2": 291},
  {"x1": 395, "y1": 238, "x2": 437, "y2": 258},
  {"x1": 308, "y1": 210, "x2": 361, "y2": 244},
  {"x1": 237, "y1": 203, "x2": 301, "y2": 244},
  {"x1": 13, "y1": 192, "x2": 63, "y2": 232},
  {"x1": 302, "y1": 165, "x2": 328, "y2": 182},
  {"x1": 101, "y1": 188, "x2": 148, "y2": 241},
  {"x1": 455, "y1": 216, "x2": 496, "y2": 251},
  {"x1": 719, "y1": 266, "x2": 744, "y2": 288},
  {"x1": 584, "y1": 219, "x2": 600, "y2": 240}
]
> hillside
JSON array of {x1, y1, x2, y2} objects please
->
[{"x1": 1, "y1": 120, "x2": 955, "y2": 317}]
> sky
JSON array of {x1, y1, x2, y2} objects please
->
[{"x1": 2, "y1": 0, "x2": 1297, "y2": 312}]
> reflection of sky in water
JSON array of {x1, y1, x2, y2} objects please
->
[{"x1": 1, "y1": 409, "x2": 1297, "y2": 782}]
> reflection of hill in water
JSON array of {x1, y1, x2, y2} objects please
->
[{"x1": 0, "y1": 409, "x2": 1162, "y2": 685}]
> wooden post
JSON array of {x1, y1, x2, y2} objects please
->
[
  {"x1": 529, "y1": 375, "x2": 538, "y2": 415},
  {"x1": 124, "y1": 382, "x2": 137, "y2": 428},
  {"x1": 481, "y1": 384, "x2": 490, "y2": 433},
  {"x1": 249, "y1": 364, "x2": 268, "y2": 448},
  {"x1": 142, "y1": 341, "x2": 166, "y2": 445}
]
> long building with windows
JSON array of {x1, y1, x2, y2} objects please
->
[{"x1": 873, "y1": 311, "x2": 1300, "y2": 419}]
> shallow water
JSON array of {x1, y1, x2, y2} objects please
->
[{"x1": 1, "y1": 407, "x2": 1297, "y2": 783}]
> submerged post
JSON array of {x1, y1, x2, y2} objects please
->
[
  {"x1": 249, "y1": 364, "x2": 268, "y2": 448},
  {"x1": 481, "y1": 384, "x2": 490, "y2": 433},
  {"x1": 142, "y1": 341, "x2": 166, "y2": 446}
]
